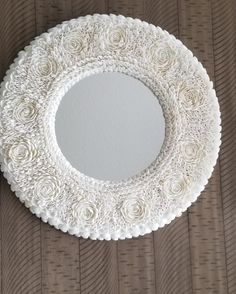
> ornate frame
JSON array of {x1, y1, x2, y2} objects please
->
[{"x1": 0, "y1": 14, "x2": 221, "y2": 240}]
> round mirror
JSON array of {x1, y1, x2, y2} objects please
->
[{"x1": 55, "y1": 72, "x2": 165, "y2": 181}]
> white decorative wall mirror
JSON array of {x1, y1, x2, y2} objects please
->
[{"x1": 0, "y1": 14, "x2": 221, "y2": 240}]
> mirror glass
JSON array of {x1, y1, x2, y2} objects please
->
[{"x1": 55, "y1": 72, "x2": 165, "y2": 181}]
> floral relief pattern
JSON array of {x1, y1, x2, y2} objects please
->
[
  {"x1": 162, "y1": 174, "x2": 190, "y2": 200},
  {"x1": 0, "y1": 15, "x2": 221, "y2": 240},
  {"x1": 148, "y1": 41, "x2": 177, "y2": 73},
  {"x1": 72, "y1": 199, "x2": 98, "y2": 223},
  {"x1": 62, "y1": 30, "x2": 89, "y2": 55},
  {"x1": 33, "y1": 174, "x2": 61, "y2": 205},
  {"x1": 32, "y1": 56, "x2": 58, "y2": 78},
  {"x1": 181, "y1": 140, "x2": 203, "y2": 164},
  {"x1": 120, "y1": 196, "x2": 150, "y2": 223},
  {"x1": 13, "y1": 100, "x2": 38, "y2": 125},
  {"x1": 6, "y1": 138, "x2": 38, "y2": 167},
  {"x1": 103, "y1": 26, "x2": 129, "y2": 52},
  {"x1": 178, "y1": 83, "x2": 205, "y2": 110}
]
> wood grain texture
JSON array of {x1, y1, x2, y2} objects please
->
[
  {"x1": 0, "y1": 0, "x2": 235, "y2": 293},
  {"x1": 80, "y1": 239, "x2": 118, "y2": 294},
  {"x1": 117, "y1": 235, "x2": 156, "y2": 294},
  {"x1": 41, "y1": 223, "x2": 80, "y2": 293},
  {"x1": 146, "y1": 2, "x2": 193, "y2": 294},
  {"x1": 1, "y1": 178, "x2": 41, "y2": 294},
  {"x1": 0, "y1": 1, "x2": 41, "y2": 294},
  {"x1": 179, "y1": 1, "x2": 228, "y2": 293},
  {"x1": 211, "y1": 0, "x2": 236, "y2": 293}
]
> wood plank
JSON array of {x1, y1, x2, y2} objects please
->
[
  {"x1": 69, "y1": 3, "x2": 119, "y2": 294},
  {"x1": 106, "y1": 2, "x2": 157, "y2": 293},
  {"x1": 71, "y1": 0, "x2": 107, "y2": 18},
  {"x1": 0, "y1": 1, "x2": 41, "y2": 293},
  {"x1": 108, "y1": 0, "x2": 145, "y2": 19},
  {"x1": 179, "y1": 0, "x2": 228, "y2": 293},
  {"x1": 0, "y1": 0, "x2": 36, "y2": 78},
  {"x1": 211, "y1": 0, "x2": 236, "y2": 293},
  {"x1": 35, "y1": 1, "x2": 82, "y2": 293},
  {"x1": 154, "y1": 215, "x2": 193, "y2": 294},
  {"x1": 143, "y1": 0, "x2": 179, "y2": 37},
  {"x1": 117, "y1": 235, "x2": 156, "y2": 294},
  {"x1": 35, "y1": 0, "x2": 73, "y2": 34},
  {"x1": 41, "y1": 223, "x2": 80, "y2": 293},
  {"x1": 79, "y1": 239, "x2": 118, "y2": 294},
  {"x1": 1, "y1": 179, "x2": 41, "y2": 294},
  {"x1": 35, "y1": 2, "x2": 119, "y2": 294},
  {"x1": 147, "y1": 2, "x2": 193, "y2": 294}
]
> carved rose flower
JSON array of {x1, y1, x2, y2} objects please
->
[
  {"x1": 33, "y1": 56, "x2": 58, "y2": 77},
  {"x1": 181, "y1": 140, "x2": 202, "y2": 163},
  {"x1": 34, "y1": 174, "x2": 61, "y2": 204},
  {"x1": 178, "y1": 84, "x2": 205, "y2": 110},
  {"x1": 148, "y1": 42, "x2": 176, "y2": 72},
  {"x1": 162, "y1": 174, "x2": 189, "y2": 199},
  {"x1": 7, "y1": 138, "x2": 38, "y2": 166},
  {"x1": 72, "y1": 199, "x2": 98, "y2": 223},
  {"x1": 103, "y1": 26, "x2": 129, "y2": 51},
  {"x1": 120, "y1": 197, "x2": 149, "y2": 223},
  {"x1": 13, "y1": 100, "x2": 38, "y2": 125},
  {"x1": 62, "y1": 31, "x2": 88, "y2": 55}
]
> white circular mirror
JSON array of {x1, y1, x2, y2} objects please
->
[
  {"x1": 0, "y1": 14, "x2": 221, "y2": 240},
  {"x1": 55, "y1": 72, "x2": 165, "y2": 181}
]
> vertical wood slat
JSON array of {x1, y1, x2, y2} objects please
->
[
  {"x1": 35, "y1": 1, "x2": 80, "y2": 293},
  {"x1": 79, "y1": 239, "x2": 118, "y2": 294},
  {"x1": 211, "y1": 0, "x2": 236, "y2": 293},
  {"x1": 143, "y1": 0, "x2": 179, "y2": 37},
  {"x1": 35, "y1": 1, "x2": 119, "y2": 294},
  {"x1": 154, "y1": 215, "x2": 193, "y2": 294},
  {"x1": 71, "y1": 0, "x2": 107, "y2": 18},
  {"x1": 117, "y1": 235, "x2": 156, "y2": 294},
  {"x1": 35, "y1": 0, "x2": 73, "y2": 35},
  {"x1": 0, "y1": 0, "x2": 36, "y2": 78},
  {"x1": 70, "y1": 3, "x2": 119, "y2": 294},
  {"x1": 1, "y1": 181, "x2": 41, "y2": 294},
  {"x1": 107, "y1": 2, "x2": 156, "y2": 293},
  {"x1": 41, "y1": 224, "x2": 80, "y2": 293},
  {"x1": 0, "y1": 1, "x2": 41, "y2": 293},
  {"x1": 108, "y1": 0, "x2": 145, "y2": 19},
  {"x1": 179, "y1": 0, "x2": 228, "y2": 293},
  {"x1": 147, "y1": 2, "x2": 193, "y2": 294}
]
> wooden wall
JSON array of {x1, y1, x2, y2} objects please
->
[{"x1": 0, "y1": 0, "x2": 236, "y2": 293}]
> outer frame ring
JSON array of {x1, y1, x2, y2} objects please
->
[{"x1": 0, "y1": 14, "x2": 221, "y2": 240}]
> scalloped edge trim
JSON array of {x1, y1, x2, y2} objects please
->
[{"x1": 0, "y1": 13, "x2": 221, "y2": 241}]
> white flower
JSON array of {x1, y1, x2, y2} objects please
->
[
  {"x1": 103, "y1": 26, "x2": 129, "y2": 51},
  {"x1": 148, "y1": 42, "x2": 176, "y2": 72},
  {"x1": 120, "y1": 197, "x2": 149, "y2": 223},
  {"x1": 181, "y1": 140, "x2": 202, "y2": 163},
  {"x1": 178, "y1": 84, "x2": 205, "y2": 110},
  {"x1": 72, "y1": 199, "x2": 98, "y2": 223},
  {"x1": 7, "y1": 138, "x2": 38, "y2": 165},
  {"x1": 62, "y1": 30, "x2": 88, "y2": 55},
  {"x1": 33, "y1": 56, "x2": 58, "y2": 77},
  {"x1": 34, "y1": 174, "x2": 61, "y2": 204},
  {"x1": 162, "y1": 174, "x2": 189, "y2": 199},
  {"x1": 13, "y1": 100, "x2": 38, "y2": 124}
]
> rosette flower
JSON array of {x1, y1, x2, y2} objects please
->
[{"x1": 120, "y1": 196, "x2": 149, "y2": 223}]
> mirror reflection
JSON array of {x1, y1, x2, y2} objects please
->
[{"x1": 55, "y1": 72, "x2": 165, "y2": 181}]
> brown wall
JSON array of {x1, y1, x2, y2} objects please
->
[{"x1": 0, "y1": 0, "x2": 236, "y2": 293}]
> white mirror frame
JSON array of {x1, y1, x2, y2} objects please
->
[{"x1": 0, "y1": 14, "x2": 221, "y2": 240}]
